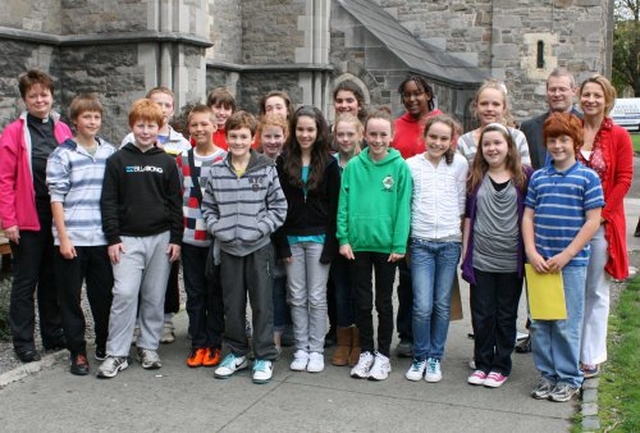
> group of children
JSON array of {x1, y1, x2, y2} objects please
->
[{"x1": 34, "y1": 75, "x2": 608, "y2": 402}]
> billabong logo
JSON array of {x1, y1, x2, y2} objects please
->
[
  {"x1": 382, "y1": 175, "x2": 394, "y2": 191},
  {"x1": 125, "y1": 165, "x2": 164, "y2": 173}
]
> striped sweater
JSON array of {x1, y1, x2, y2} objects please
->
[
  {"x1": 46, "y1": 137, "x2": 116, "y2": 246},
  {"x1": 176, "y1": 147, "x2": 227, "y2": 247},
  {"x1": 201, "y1": 150, "x2": 287, "y2": 257}
]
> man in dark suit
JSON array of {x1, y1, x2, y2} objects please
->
[{"x1": 520, "y1": 68, "x2": 581, "y2": 169}]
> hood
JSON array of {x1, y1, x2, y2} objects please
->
[
  {"x1": 224, "y1": 149, "x2": 275, "y2": 173},
  {"x1": 357, "y1": 147, "x2": 403, "y2": 167},
  {"x1": 121, "y1": 142, "x2": 166, "y2": 155}
]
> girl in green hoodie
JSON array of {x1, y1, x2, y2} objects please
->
[{"x1": 337, "y1": 108, "x2": 412, "y2": 381}]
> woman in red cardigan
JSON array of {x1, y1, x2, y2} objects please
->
[{"x1": 578, "y1": 74, "x2": 633, "y2": 378}]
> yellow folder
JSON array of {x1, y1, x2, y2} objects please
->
[{"x1": 524, "y1": 264, "x2": 567, "y2": 320}]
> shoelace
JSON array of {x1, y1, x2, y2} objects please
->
[
  {"x1": 221, "y1": 355, "x2": 238, "y2": 368},
  {"x1": 254, "y1": 359, "x2": 269, "y2": 371}
]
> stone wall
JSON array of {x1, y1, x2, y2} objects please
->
[{"x1": 207, "y1": 0, "x2": 242, "y2": 63}]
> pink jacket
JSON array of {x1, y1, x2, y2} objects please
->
[{"x1": 0, "y1": 112, "x2": 72, "y2": 231}]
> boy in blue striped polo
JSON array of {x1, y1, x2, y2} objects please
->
[
  {"x1": 46, "y1": 94, "x2": 116, "y2": 375},
  {"x1": 522, "y1": 112, "x2": 604, "y2": 402},
  {"x1": 202, "y1": 111, "x2": 287, "y2": 384}
]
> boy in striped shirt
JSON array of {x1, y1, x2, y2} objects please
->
[{"x1": 522, "y1": 112, "x2": 604, "y2": 402}]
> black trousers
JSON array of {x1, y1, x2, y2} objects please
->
[
  {"x1": 54, "y1": 246, "x2": 113, "y2": 355},
  {"x1": 470, "y1": 268, "x2": 523, "y2": 376},
  {"x1": 396, "y1": 259, "x2": 413, "y2": 342},
  {"x1": 353, "y1": 252, "x2": 396, "y2": 357},
  {"x1": 9, "y1": 225, "x2": 63, "y2": 350}
]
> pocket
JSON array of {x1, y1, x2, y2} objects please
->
[{"x1": 351, "y1": 215, "x2": 392, "y2": 249}]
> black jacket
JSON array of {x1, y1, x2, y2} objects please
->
[{"x1": 101, "y1": 143, "x2": 183, "y2": 245}]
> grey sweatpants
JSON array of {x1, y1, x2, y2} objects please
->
[{"x1": 106, "y1": 232, "x2": 172, "y2": 357}]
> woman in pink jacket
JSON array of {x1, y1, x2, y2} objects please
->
[{"x1": 0, "y1": 70, "x2": 72, "y2": 363}]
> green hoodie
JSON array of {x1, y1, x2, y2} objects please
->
[{"x1": 336, "y1": 147, "x2": 412, "y2": 254}]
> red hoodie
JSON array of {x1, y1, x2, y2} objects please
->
[{"x1": 392, "y1": 109, "x2": 443, "y2": 159}]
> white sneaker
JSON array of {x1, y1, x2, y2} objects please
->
[
  {"x1": 350, "y1": 351, "x2": 374, "y2": 379},
  {"x1": 160, "y1": 322, "x2": 175, "y2": 344},
  {"x1": 136, "y1": 348, "x2": 162, "y2": 369},
  {"x1": 405, "y1": 358, "x2": 427, "y2": 382},
  {"x1": 290, "y1": 350, "x2": 309, "y2": 371},
  {"x1": 214, "y1": 353, "x2": 248, "y2": 379},
  {"x1": 307, "y1": 352, "x2": 324, "y2": 373},
  {"x1": 368, "y1": 352, "x2": 391, "y2": 381},
  {"x1": 252, "y1": 359, "x2": 273, "y2": 384},
  {"x1": 425, "y1": 357, "x2": 442, "y2": 383}
]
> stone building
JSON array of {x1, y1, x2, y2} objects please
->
[{"x1": 0, "y1": 0, "x2": 612, "y2": 141}]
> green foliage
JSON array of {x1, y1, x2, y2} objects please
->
[
  {"x1": 631, "y1": 133, "x2": 640, "y2": 152},
  {"x1": 612, "y1": 0, "x2": 640, "y2": 96},
  {"x1": 597, "y1": 277, "x2": 640, "y2": 432}
]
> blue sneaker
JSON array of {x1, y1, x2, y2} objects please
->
[
  {"x1": 425, "y1": 357, "x2": 442, "y2": 383},
  {"x1": 252, "y1": 359, "x2": 273, "y2": 384},
  {"x1": 214, "y1": 353, "x2": 248, "y2": 379},
  {"x1": 405, "y1": 359, "x2": 427, "y2": 381}
]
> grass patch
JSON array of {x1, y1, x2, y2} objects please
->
[
  {"x1": 597, "y1": 277, "x2": 640, "y2": 432},
  {"x1": 631, "y1": 133, "x2": 640, "y2": 153}
]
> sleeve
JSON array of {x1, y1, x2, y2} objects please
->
[
  {"x1": 201, "y1": 168, "x2": 220, "y2": 235},
  {"x1": 320, "y1": 160, "x2": 342, "y2": 264},
  {"x1": 0, "y1": 125, "x2": 20, "y2": 228},
  {"x1": 601, "y1": 128, "x2": 633, "y2": 221},
  {"x1": 513, "y1": 129, "x2": 532, "y2": 166},
  {"x1": 584, "y1": 170, "x2": 605, "y2": 211},
  {"x1": 46, "y1": 147, "x2": 71, "y2": 203},
  {"x1": 165, "y1": 160, "x2": 184, "y2": 245},
  {"x1": 258, "y1": 166, "x2": 288, "y2": 237},
  {"x1": 100, "y1": 156, "x2": 121, "y2": 245},
  {"x1": 336, "y1": 165, "x2": 351, "y2": 246},
  {"x1": 524, "y1": 173, "x2": 538, "y2": 209},
  {"x1": 455, "y1": 158, "x2": 468, "y2": 216},
  {"x1": 271, "y1": 160, "x2": 292, "y2": 259},
  {"x1": 391, "y1": 162, "x2": 412, "y2": 254}
]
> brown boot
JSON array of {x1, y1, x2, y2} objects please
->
[
  {"x1": 348, "y1": 326, "x2": 361, "y2": 367},
  {"x1": 331, "y1": 327, "x2": 352, "y2": 366}
]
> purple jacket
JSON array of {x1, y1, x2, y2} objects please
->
[{"x1": 461, "y1": 168, "x2": 532, "y2": 285}]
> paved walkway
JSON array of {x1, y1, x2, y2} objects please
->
[{"x1": 1, "y1": 197, "x2": 639, "y2": 432}]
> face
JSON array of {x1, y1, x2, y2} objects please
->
[
  {"x1": 295, "y1": 116, "x2": 318, "y2": 152},
  {"x1": 149, "y1": 92, "x2": 174, "y2": 126},
  {"x1": 401, "y1": 80, "x2": 430, "y2": 118},
  {"x1": 24, "y1": 83, "x2": 53, "y2": 119},
  {"x1": 480, "y1": 130, "x2": 509, "y2": 168},
  {"x1": 260, "y1": 125, "x2": 286, "y2": 159},
  {"x1": 580, "y1": 82, "x2": 606, "y2": 117},
  {"x1": 131, "y1": 120, "x2": 160, "y2": 151},
  {"x1": 227, "y1": 127, "x2": 253, "y2": 159},
  {"x1": 74, "y1": 111, "x2": 102, "y2": 140},
  {"x1": 264, "y1": 96, "x2": 288, "y2": 118},
  {"x1": 334, "y1": 120, "x2": 361, "y2": 155},
  {"x1": 211, "y1": 103, "x2": 233, "y2": 128},
  {"x1": 334, "y1": 90, "x2": 360, "y2": 116},
  {"x1": 546, "y1": 75, "x2": 575, "y2": 113},
  {"x1": 365, "y1": 118, "x2": 392, "y2": 161},
  {"x1": 546, "y1": 134, "x2": 576, "y2": 169},
  {"x1": 188, "y1": 112, "x2": 216, "y2": 148},
  {"x1": 475, "y1": 88, "x2": 505, "y2": 126},
  {"x1": 424, "y1": 122, "x2": 453, "y2": 161}
]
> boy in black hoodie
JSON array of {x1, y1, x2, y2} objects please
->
[{"x1": 97, "y1": 99, "x2": 183, "y2": 379}]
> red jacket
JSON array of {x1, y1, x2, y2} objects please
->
[
  {"x1": 581, "y1": 119, "x2": 634, "y2": 280},
  {"x1": 0, "y1": 112, "x2": 72, "y2": 231},
  {"x1": 392, "y1": 110, "x2": 443, "y2": 159}
]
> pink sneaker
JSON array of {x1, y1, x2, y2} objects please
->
[
  {"x1": 484, "y1": 371, "x2": 508, "y2": 388},
  {"x1": 467, "y1": 370, "x2": 487, "y2": 386}
]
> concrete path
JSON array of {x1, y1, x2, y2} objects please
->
[{"x1": 3, "y1": 195, "x2": 640, "y2": 432}]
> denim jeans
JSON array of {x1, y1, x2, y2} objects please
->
[
  {"x1": 410, "y1": 238, "x2": 461, "y2": 361},
  {"x1": 286, "y1": 242, "x2": 330, "y2": 353},
  {"x1": 530, "y1": 265, "x2": 586, "y2": 388}
]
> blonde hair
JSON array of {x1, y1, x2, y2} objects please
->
[
  {"x1": 579, "y1": 74, "x2": 617, "y2": 116},
  {"x1": 472, "y1": 79, "x2": 514, "y2": 127}
]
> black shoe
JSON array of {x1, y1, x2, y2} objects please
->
[
  {"x1": 70, "y1": 353, "x2": 90, "y2": 376},
  {"x1": 94, "y1": 347, "x2": 107, "y2": 361},
  {"x1": 15, "y1": 347, "x2": 41, "y2": 363},
  {"x1": 515, "y1": 336, "x2": 532, "y2": 354},
  {"x1": 44, "y1": 335, "x2": 67, "y2": 351},
  {"x1": 324, "y1": 330, "x2": 337, "y2": 348}
]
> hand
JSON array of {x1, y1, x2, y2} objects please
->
[
  {"x1": 108, "y1": 243, "x2": 125, "y2": 264},
  {"x1": 339, "y1": 244, "x2": 355, "y2": 260},
  {"x1": 527, "y1": 251, "x2": 550, "y2": 274},
  {"x1": 4, "y1": 226, "x2": 19, "y2": 244},
  {"x1": 59, "y1": 239, "x2": 77, "y2": 260},
  {"x1": 388, "y1": 252, "x2": 405, "y2": 262},
  {"x1": 546, "y1": 251, "x2": 570, "y2": 273},
  {"x1": 282, "y1": 256, "x2": 293, "y2": 265},
  {"x1": 167, "y1": 243, "x2": 181, "y2": 262}
]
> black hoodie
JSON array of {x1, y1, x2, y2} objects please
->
[{"x1": 101, "y1": 143, "x2": 183, "y2": 245}]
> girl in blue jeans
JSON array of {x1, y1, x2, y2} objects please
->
[{"x1": 404, "y1": 115, "x2": 468, "y2": 383}]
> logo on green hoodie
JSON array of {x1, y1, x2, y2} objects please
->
[{"x1": 382, "y1": 175, "x2": 394, "y2": 191}]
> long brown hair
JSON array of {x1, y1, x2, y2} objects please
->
[
  {"x1": 284, "y1": 106, "x2": 331, "y2": 190},
  {"x1": 422, "y1": 114, "x2": 457, "y2": 165},
  {"x1": 466, "y1": 123, "x2": 527, "y2": 193}
]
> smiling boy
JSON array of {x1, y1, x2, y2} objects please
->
[{"x1": 97, "y1": 99, "x2": 183, "y2": 378}]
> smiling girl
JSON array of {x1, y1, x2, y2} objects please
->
[
  {"x1": 461, "y1": 123, "x2": 531, "y2": 388},
  {"x1": 403, "y1": 115, "x2": 468, "y2": 384},
  {"x1": 274, "y1": 106, "x2": 341, "y2": 373}
]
